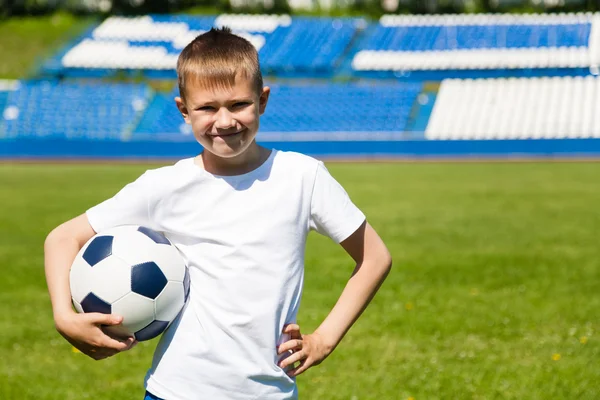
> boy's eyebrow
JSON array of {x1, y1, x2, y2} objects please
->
[
  {"x1": 227, "y1": 97, "x2": 254, "y2": 103},
  {"x1": 193, "y1": 97, "x2": 254, "y2": 107}
]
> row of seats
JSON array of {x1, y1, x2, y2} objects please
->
[
  {"x1": 380, "y1": 12, "x2": 594, "y2": 26},
  {"x1": 5, "y1": 78, "x2": 600, "y2": 141},
  {"x1": 352, "y1": 47, "x2": 595, "y2": 71},
  {"x1": 363, "y1": 24, "x2": 591, "y2": 52},
  {"x1": 426, "y1": 76, "x2": 600, "y2": 139},
  {"x1": 133, "y1": 83, "x2": 423, "y2": 137},
  {"x1": 1, "y1": 82, "x2": 151, "y2": 139},
  {"x1": 57, "y1": 15, "x2": 359, "y2": 74},
  {"x1": 353, "y1": 12, "x2": 600, "y2": 71},
  {"x1": 48, "y1": 12, "x2": 600, "y2": 76},
  {"x1": 0, "y1": 81, "x2": 421, "y2": 139}
]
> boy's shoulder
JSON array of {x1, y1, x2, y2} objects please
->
[
  {"x1": 136, "y1": 157, "x2": 194, "y2": 187},
  {"x1": 147, "y1": 157, "x2": 193, "y2": 174},
  {"x1": 272, "y1": 150, "x2": 322, "y2": 172}
]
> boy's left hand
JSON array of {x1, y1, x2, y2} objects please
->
[{"x1": 277, "y1": 324, "x2": 331, "y2": 377}]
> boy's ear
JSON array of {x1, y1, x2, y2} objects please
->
[
  {"x1": 175, "y1": 97, "x2": 191, "y2": 124},
  {"x1": 259, "y1": 86, "x2": 270, "y2": 115}
]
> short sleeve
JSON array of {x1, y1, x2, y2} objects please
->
[
  {"x1": 86, "y1": 171, "x2": 153, "y2": 234},
  {"x1": 309, "y1": 162, "x2": 366, "y2": 243}
]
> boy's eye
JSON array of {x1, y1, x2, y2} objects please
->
[
  {"x1": 232, "y1": 102, "x2": 250, "y2": 108},
  {"x1": 197, "y1": 106, "x2": 215, "y2": 111}
]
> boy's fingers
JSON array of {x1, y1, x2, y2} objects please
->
[
  {"x1": 123, "y1": 338, "x2": 138, "y2": 350},
  {"x1": 283, "y1": 324, "x2": 302, "y2": 339},
  {"x1": 101, "y1": 336, "x2": 132, "y2": 351},
  {"x1": 283, "y1": 324, "x2": 300, "y2": 333},
  {"x1": 279, "y1": 350, "x2": 305, "y2": 369},
  {"x1": 287, "y1": 361, "x2": 309, "y2": 377},
  {"x1": 88, "y1": 313, "x2": 123, "y2": 326},
  {"x1": 277, "y1": 339, "x2": 303, "y2": 355}
]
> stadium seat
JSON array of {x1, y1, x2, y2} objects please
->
[
  {"x1": 353, "y1": 12, "x2": 600, "y2": 72},
  {"x1": 131, "y1": 82, "x2": 422, "y2": 139},
  {"x1": 425, "y1": 75, "x2": 600, "y2": 139},
  {"x1": 49, "y1": 14, "x2": 361, "y2": 77},
  {"x1": 2, "y1": 81, "x2": 152, "y2": 140}
]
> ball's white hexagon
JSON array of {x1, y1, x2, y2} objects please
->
[
  {"x1": 111, "y1": 292, "x2": 156, "y2": 334},
  {"x1": 110, "y1": 227, "x2": 164, "y2": 264},
  {"x1": 149, "y1": 245, "x2": 187, "y2": 282},
  {"x1": 72, "y1": 299, "x2": 83, "y2": 314},
  {"x1": 155, "y1": 281, "x2": 185, "y2": 322},
  {"x1": 69, "y1": 255, "x2": 95, "y2": 303},
  {"x1": 87, "y1": 256, "x2": 132, "y2": 303},
  {"x1": 111, "y1": 227, "x2": 186, "y2": 282}
]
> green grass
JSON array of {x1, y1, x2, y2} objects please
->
[
  {"x1": 0, "y1": 13, "x2": 93, "y2": 79},
  {"x1": 1, "y1": 162, "x2": 599, "y2": 399}
]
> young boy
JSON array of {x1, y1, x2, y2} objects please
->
[{"x1": 44, "y1": 27, "x2": 392, "y2": 400}]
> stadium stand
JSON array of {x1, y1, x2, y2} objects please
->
[
  {"x1": 3, "y1": 13, "x2": 600, "y2": 158},
  {"x1": 46, "y1": 14, "x2": 362, "y2": 78},
  {"x1": 132, "y1": 83, "x2": 422, "y2": 141},
  {"x1": 259, "y1": 83, "x2": 421, "y2": 137},
  {"x1": 352, "y1": 13, "x2": 600, "y2": 73},
  {"x1": 2, "y1": 81, "x2": 151, "y2": 140},
  {"x1": 425, "y1": 75, "x2": 600, "y2": 139}
]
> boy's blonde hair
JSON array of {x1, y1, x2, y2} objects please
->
[{"x1": 176, "y1": 27, "x2": 263, "y2": 101}]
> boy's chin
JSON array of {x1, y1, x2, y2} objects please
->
[
  {"x1": 200, "y1": 135, "x2": 258, "y2": 158},
  {"x1": 203, "y1": 142, "x2": 254, "y2": 159}
]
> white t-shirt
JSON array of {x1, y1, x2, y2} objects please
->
[{"x1": 86, "y1": 149, "x2": 366, "y2": 400}]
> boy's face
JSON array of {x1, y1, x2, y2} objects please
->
[{"x1": 175, "y1": 74, "x2": 269, "y2": 159}]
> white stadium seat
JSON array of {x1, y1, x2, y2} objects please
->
[{"x1": 426, "y1": 76, "x2": 600, "y2": 139}]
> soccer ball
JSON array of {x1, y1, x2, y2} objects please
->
[{"x1": 70, "y1": 225, "x2": 190, "y2": 342}]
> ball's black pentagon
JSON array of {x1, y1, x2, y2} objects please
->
[
  {"x1": 183, "y1": 267, "x2": 190, "y2": 302},
  {"x1": 135, "y1": 320, "x2": 169, "y2": 341},
  {"x1": 80, "y1": 292, "x2": 111, "y2": 314},
  {"x1": 131, "y1": 261, "x2": 168, "y2": 299},
  {"x1": 82, "y1": 236, "x2": 113, "y2": 266},
  {"x1": 137, "y1": 226, "x2": 170, "y2": 245}
]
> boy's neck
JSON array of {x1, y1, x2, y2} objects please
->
[{"x1": 195, "y1": 142, "x2": 271, "y2": 176}]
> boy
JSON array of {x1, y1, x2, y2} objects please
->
[{"x1": 44, "y1": 27, "x2": 392, "y2": 399}]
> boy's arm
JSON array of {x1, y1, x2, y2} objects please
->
[
  {"x1": 279, "y1": 221, "x2": 391, "y2": 375},
  {"x1": 45, "y1": 214, "x2": 96, "y2": 319},
  {"x1": 45, "y1": 214, "x2": 135, "y2": 359},
  {"x1": 314, "y1": 220, "x2": 391, "y2": 350}
]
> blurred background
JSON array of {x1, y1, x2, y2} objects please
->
[
  {"x1": 2, "y1": 0, "x2": 600, "y2": 158},
  {"x1": 1, "y1": 2, "x2": 600, "y2": 400}
]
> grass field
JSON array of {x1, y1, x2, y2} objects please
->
[{"x1": 1, "y1": 161, "x2": 599, "y2": 399}]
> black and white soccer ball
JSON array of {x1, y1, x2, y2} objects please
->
[{"x1": 70, "y1": 225, "x2": 190, "y2": 342}]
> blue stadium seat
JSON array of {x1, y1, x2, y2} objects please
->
[
  {"x1": 3, "y1": 81, "x2": 152, "y2": 140},
  {"x1": 131, "y1": 82, "x2": 422, "y2": 137},
  {"x1": 260, "y1": 18, "x2": 358, "y2": 72},
  {"x1": 363, "y1": 23, "x2": 591, "y2": 51},
  {"x1": 133, "y1": 93, "x2": 190, "y2": 140},
  {"x1": 42, "y1": 15, "x2": 360, "y2": 77}
]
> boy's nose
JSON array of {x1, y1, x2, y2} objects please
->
[{"x1": 214, "y1": 108, "x2": 236, "y2": 129}]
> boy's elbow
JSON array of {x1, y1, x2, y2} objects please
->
[
  {"x1": 382, "y1": 249, "x2": 392, "y2": 274},
  {"x1": 45, "y1": 214, "x2": 95, "y2": 251},
  {"x1": 45, "y1": 227, "x2": 61, "y2": 248},
  {"x1": 45, "y1": 226, "x2": 68, "y2": 255},
  {"x1": 44, "y1": 223, "x2": 78, "y2": 253},
  {"x1": 374, "y1": 248, "x2": 392, "y2": 279}
]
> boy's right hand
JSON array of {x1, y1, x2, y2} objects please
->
[{"x1": 54, "y1": 312, "x2": 137, "y2": 360}]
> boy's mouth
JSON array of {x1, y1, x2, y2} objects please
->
[{"x1": 209, "y1": 129, "x2": 245, "y2": 138}]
